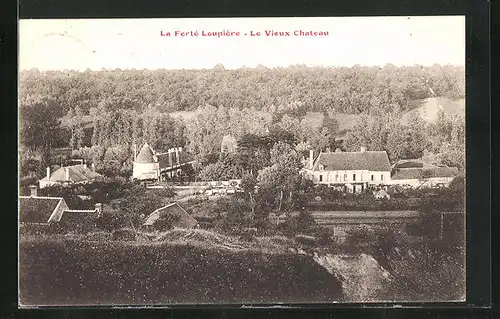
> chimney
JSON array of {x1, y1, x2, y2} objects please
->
[
  {"x1": 46, "y1": 166, "x2": 51, "y2": 179},
  {"x1": 168, "y1": 149, "x2": 173, "y2": 167},
  {"x1": 309, "y1": 149, "x2": 314, "y2": 168},
  {"x1": 95, "y1": 203, "x2": 103, "y2": 218},
  {"x1": 175, "y1": 147, "x2": 180, "y2": 166},
  {"x1": 83, "y1": 162, "x2": 87, "y2": 169},
  {"x1": 134, "y1": 144, "x2": 137, "y2": 161},
  {"x1": 360, "y1": 146, "x2": 366, "y2": 152},
  {"x1": 91, "y1": 163, "x2": 96, "y2": 171},
  {"x1": 29, "y1": 185, "x2": 37, "y2": 197},
  {"x1": 65, "y1": 167, "x2": 69, "y2": 181}
]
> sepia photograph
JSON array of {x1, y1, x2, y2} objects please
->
[{"x1": 18, "y1": 16, "x2": 466, "y2": 306}]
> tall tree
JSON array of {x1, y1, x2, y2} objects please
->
[{"x1": 20, "y1": 97, "x2": 61, "y2": 154}]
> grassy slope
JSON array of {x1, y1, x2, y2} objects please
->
[
  {"x1": 19, "y1": 234, "x2": 343, "y2": 306},
  {"x1": 58, "y1": 98, "x2": 464, "y2": 136},
  {"x1": 401, "y1": 97, "x2": 465, "y2": 125}
]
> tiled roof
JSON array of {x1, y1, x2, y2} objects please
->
[
  {"x1": 135, "y1": 143, "x2": 155, "y2": 163},
  {"x1": 156, "y1": 150, "x2": 193, "y2": 169},
  {"x1": 391, "y1": 167, "x2": 459, "y2": 180},
  {"x1": 312, "y1": 151, "x2": 391, "y2": 172},
  {"x1": 144, "y1": 203, "x2": 198, "y2": 229},
  {"x1": 19, "y1": 196, "x2": 64, "y2": 223},
  {"x1": 393, "y1": 159, "x2": 437, "y2": 169},
  {"x1": 59, "y1": 210, "x2": 97, "y2": 225},
  {"x1": 41, "y1": 165, "x2": 102, "y2": 182},
  {"x1": 156, "y1": 152, "x2": 173, "y2": 168}
]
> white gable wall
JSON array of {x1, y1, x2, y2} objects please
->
[{"x1": 133, "y1": 162, "x2": 160, "y2": 180}]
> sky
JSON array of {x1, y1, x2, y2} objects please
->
[{"x1": 19, "y1": 16, "x2": 465, "y2": 71}]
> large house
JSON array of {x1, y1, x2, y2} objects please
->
[
  {"x1": 132, "y1": 143, "x2": 194, "y2": 181},
  {"x1": 303, "y1": 148, "x2": 392, "y2": 193},
  {"x1": 39, "y1": 163, "x2": 102, "y2": 189}
]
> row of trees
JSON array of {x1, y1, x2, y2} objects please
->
[
  {"x1": 345, "y1": 110, "x2": 465, "y2": 168},
  {"x1": 20, "y1": 64, "x2": 464, "y2": 116},
  {"x1": 88, "y1": 106, "x2": 186, "y2": 151}
]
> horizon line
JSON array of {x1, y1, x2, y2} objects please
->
[{"x1": 20, "y1": 62, "x2": 465, "y2": 72}]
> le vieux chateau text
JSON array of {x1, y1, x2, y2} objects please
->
[{"x1": 160, "y1": 30, "x2": 330, "y2": 38}]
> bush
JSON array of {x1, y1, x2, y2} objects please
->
[
  {"x1": 383, "y1": 242, "x2": 465, "y2": 301},
  {"x1": 213, "y1": 198, "x2": 253, "y2": 234},
  {"x1": 278, "y1": 211, "x2": 316, "y2": 237},
  {"x1": 307, "y1": 226, "x2": 334, "y2": 246}
]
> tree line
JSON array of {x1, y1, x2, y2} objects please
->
[{"x1": 20, "y1": 64, "x2": 464, "y2": 116}]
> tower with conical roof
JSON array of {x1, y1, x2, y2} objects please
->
[{"x1": 133, "y1": 142, "x2": 160, "y2": 180}]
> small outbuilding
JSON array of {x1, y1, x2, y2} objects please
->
[{"x1": 143, "y1": 202, "x2": 198, "y2": 231}]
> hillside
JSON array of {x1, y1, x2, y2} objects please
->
[
  {"x1": 401, "y1": 97, "x2": 465, "y2": 125},
  {"x1": 19, "y1": 234, "x2": 344, "y2": 305}
]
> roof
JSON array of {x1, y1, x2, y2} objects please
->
[
  {"x1": 156, "y1": 150, "x2": 193, "y2": 169},
  {"x1": 19, "y1": 196, "x2": 64, "y2": 223},
  {"x1": 135, "y1": 143, "x2": 155, "y2": 163},
  {"x1": 391, "y1": 167, "x2": 460, "y2": 180},
  {"x1": 59, "y1": 209, "x2": 97, "y2": 225},
  {"x1": 144, "y1": 203, "x2": 198, "y2": 229},
  {"x1": 311, "y1": 151, "x2": 391, "y2": 172},
  {"x1": 392, "y1": 159, "x2": 438, "y2": 169},
  {"x1": 41, "y1": 164, "x2": 102, "y2": 182}
]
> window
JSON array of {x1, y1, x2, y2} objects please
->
[
  {"x1": 353, "y1": 174, "x2": 356, "y2": 181},
  {"x1": 381, "y1": 174, "x2": 384, "y2": 181},
  {"x1": 335, "y1": 174, "x2": 339, "y2": 182},
  {"x1": 319, "y1": 175, "x2": 323, "y2": 182},
  {"x1": 360, "y1": 174, "x2": 363, "y2": 181},
  {"x1": 344, "y1": 174, "x2": 347, "y2": 181},
  {"x1": 371, "y1": 175, "x2": 374, "y2": 181}
]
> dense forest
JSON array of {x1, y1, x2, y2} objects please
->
[
  {"x1": 19, "y1": 64, "x2": 465, "y2": 184},
  {"x1": 19, "y1": 64, "x2": 464, "y2": 116}
]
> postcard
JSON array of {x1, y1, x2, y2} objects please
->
[{"x1": 18, "y1": 16, "x2": 466, "y2": 306}]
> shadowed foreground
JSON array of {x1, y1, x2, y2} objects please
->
[{"x1": 19, "y1": 237, "x2": 343, "y2": 306}]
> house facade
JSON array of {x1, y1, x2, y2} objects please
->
[
  {"x1": 132, "y1": 143, "x2": 193, "y2": 181},
  {"x1": 302, "y1": 148, "x2": 392, "y2": 193}
]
